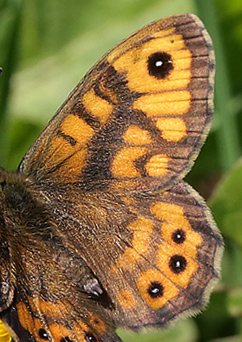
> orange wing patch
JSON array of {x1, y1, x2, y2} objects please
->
[
  {"x1": 116, "y1": 289, "x2": 136, "y2": 310},
  {"x1": 145, "y1": 154, "x2": 169, "y2": 177},
  {"x1": 43, "y1": 115, "x2": 94, "y2": 180},
  {"x1": 151, "y1": 202, "x2": 203, "y2": 249},
  {"x1": 107, "y1": 27, "x2": 176, "y2": 64},
  {"x1": 115, "y1": 216, "x2": 153, "y2": 270},
  {"x1": 82, "y1": 88, "x2": 113, "y2": 124},
  {"x1": 60, "y1": 115, "x2": 94, "y2": 143},
  {"x1": 111, "y1": 34, "x2": 192, "y2": 93},
  {"x1": 156, "y1": 118, "x2": 186, "y2": 142},
  {"x1": 123, "y1": 126, "x2": 152, "y2": 145},
  {"x1": 157, "y1": 244, "x2": 199, "y2": 288},
  {"x1": 112, "y1": 147, "x2": 148, "y2": 177},
  {"x1": 155, "y1": 202, "x2": 203, "y2": 257},
  {"x1": 133, "y1": 91, "x2": 191, "y2": 116},
  {"x1": 137, "y1": 269, "x2": 179, "y2": 310},
  {"x1": 151, "y1": 201, "x2": 203, "y2": 288}
]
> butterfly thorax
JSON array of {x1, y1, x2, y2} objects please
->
[{"x1": 0, "y1": 168, "x2": 54, "y2": 248}]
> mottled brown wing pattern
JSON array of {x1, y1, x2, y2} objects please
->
[
  {"x1": 40, "y1": 179, "x2": 222, "y2": 329},
  {"x1": 19, "y1": 14, "x2": 214, "y2": 193}
]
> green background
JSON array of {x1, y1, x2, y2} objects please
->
[{"x1": 1, "y1": 0, "x2": 242, "y2": 341}]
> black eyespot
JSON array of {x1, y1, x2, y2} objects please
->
[
  {"x1": 169, "y1": 255, "x2": 187, "y2": 274},
  {"x1": 147, "y1": 281, "x2": 164, "y2": 298},
  {"x1": 172, "y1": 229, "x2": 186, "y2": 244},
  {"x1": 39, "y1": 328, "x2": 50, "y2": 340},
  {"x1": 85, "y1": 331, "x2": 97, "y2": 342},
  {"x1": 147, "y1": 52, "x2": 173, "y2": 79}
]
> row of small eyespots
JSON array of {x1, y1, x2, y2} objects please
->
[
  {"x1": 115, "y1": 229, "x2": 191, "y2": 311},
  {"x1": 136, "y1": 246, "x2": 194, "y2": 311},
  {"x1": 140, "y1": 200, "x2": 202, "y2": 308},
  {"x1": 116, "y1": 248, "x2": 189, "y2": 311},
  {"x1": 38, "y1": 327, "x2": 97, "y2": 342}
]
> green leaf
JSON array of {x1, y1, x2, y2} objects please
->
[{"x1": 227, "y1": 287, "x2": 242, "y2": 317}]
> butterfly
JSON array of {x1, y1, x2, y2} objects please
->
[{"x1": 0, "y1": 13, "x2": 223, "y2": 342}]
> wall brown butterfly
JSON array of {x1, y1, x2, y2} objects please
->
[{"x1": 0, "y1": 13, "x2": 223, "y2": 342}]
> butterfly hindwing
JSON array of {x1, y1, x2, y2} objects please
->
[{"x1": 39, "y1": 179, "x2": 222, "y2": 329}]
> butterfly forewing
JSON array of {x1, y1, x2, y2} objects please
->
[{"x1": 19, "y1": 14, "x2": 214, "y2": 193}]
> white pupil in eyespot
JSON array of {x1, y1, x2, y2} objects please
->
[
  {"x1": 176, "y1": 261, "x2": 181, "y2": 268},
  {"x1": 155, "y1": 60, "x2": 163, "y2": 67}
]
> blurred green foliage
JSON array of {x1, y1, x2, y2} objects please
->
[{"x1": 1, "y1": 0, "x2": 242, "y2": 341}]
